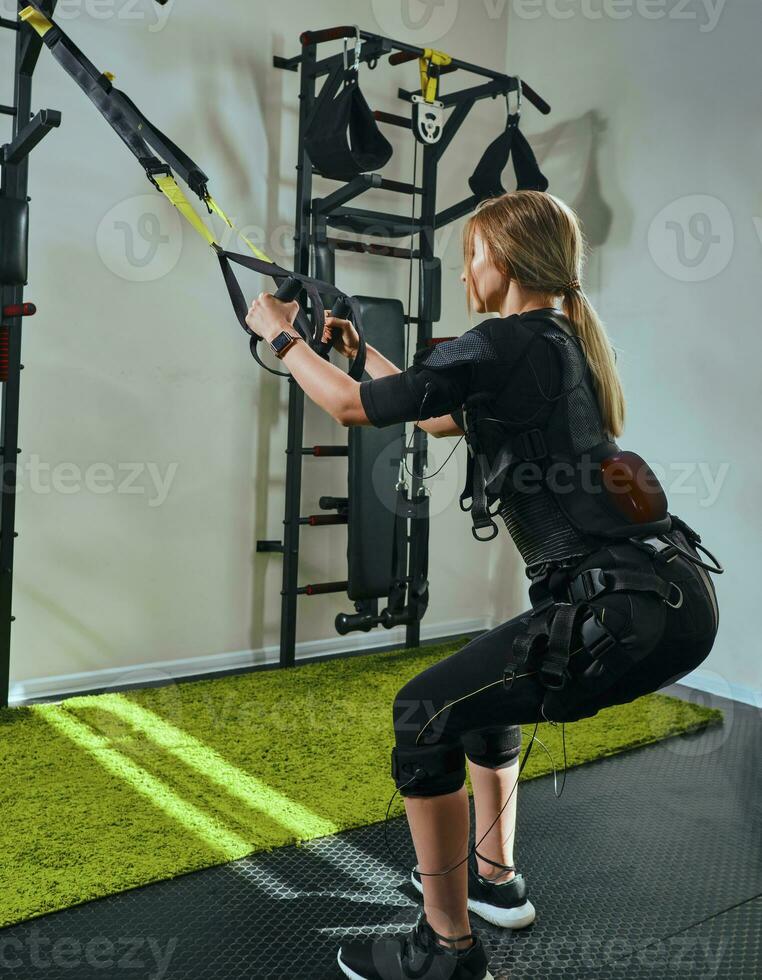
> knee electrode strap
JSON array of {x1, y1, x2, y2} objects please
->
[
  {"x1": 462, "y1": 725, "x2": 522, "y2": 768},
  {"x1": 391, "y1": 743, "x2": 464, "y2": 790}
]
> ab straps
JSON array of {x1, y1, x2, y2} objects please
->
[
  {"x1": 469, "y1": 80, "x2": 549, "y2": 201},
  {"x1": 19, "y1": 2, "x2": 367, "y2": 379}
]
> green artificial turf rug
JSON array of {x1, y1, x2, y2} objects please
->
[{"x1": 0, "y1": 637, "x2": 723, "y2": 927}]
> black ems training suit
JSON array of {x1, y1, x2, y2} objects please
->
[{"x1": 359, "y1": 309, "x2": 721, "y2": 799}]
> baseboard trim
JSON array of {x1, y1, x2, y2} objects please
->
[
  {"x1": 9, "y1": 617, "x2": 488, "y2": 706},
  {"x1": 674, "y1": 667, "x2": 761, "y2": 711},
  {"x1": 11, "y1": 623, "x2": 757, "y2": 714}
]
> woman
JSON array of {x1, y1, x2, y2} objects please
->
[{"x1": 246, "y1": 191, "x2": 721, "y2": 980}]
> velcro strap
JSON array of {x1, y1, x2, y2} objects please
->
[
  {"x1": 568, "y1": 567, "x2": 677, "y2": 605},
  {"x1": 504, "y1": 611, "x2": 550, "y2": 687},
  {"x1": 540, "y1": 601, "x2": 591, "y2": 690}
]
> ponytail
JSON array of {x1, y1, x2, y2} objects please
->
[
  {"x1": 464, "y1": 191, "x2": 627, "y2": 440},
  {"x1": 563, "y1": 289, "x2": 625, "y2": 440}
]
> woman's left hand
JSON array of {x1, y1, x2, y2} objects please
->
[{"x1": 246, "y1": 292, "x2": 300, "y2": 342}]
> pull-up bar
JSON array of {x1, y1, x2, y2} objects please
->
[{"x1": 295, "y1": 25, "x2": 550, "y2": 115}]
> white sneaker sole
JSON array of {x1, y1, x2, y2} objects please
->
[
  {"x1": 410, "y1": 870, "x2": 537, "y2": 930},
  {"x1": 338, "y1": 949, "x2": 494, "y2": 980}
]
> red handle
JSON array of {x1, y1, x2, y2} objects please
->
[
  {"x1": 300, "y1": 26, "x2": 358, "y2": 46},
  {"x1": 2, "y1": 303, "x2": 36, "y2": 318},
  {"x1": 389, "y1": 50, "x2": 419, "y2": 66}
]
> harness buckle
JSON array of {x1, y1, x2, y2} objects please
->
[
  {"x1": 517, "y1": 427, "x2": 547, "y2": 461},
  {"x1": 639, "y1": 535, "x2": 679, "y2": 563},
  {"x1": 539, "y1": 658, "x2": 569, "y2": 691},
  {"x1": 580, "y1": 609, "x2": 617, "y2": 659},
  {"x1": 145, "y1": 163, "x2": 172, "y2": 191},
  {"x1": 568, "y1": 567, "x2": 608, "y2": 604}
]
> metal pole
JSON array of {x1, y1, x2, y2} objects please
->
[
  {"x1": 278, "y1": 44, "x2": 316, "y2": 668},
  {"x1": 404, "y1": 140, "x2": 439, "y2": 649},
  {"x1": 0, "y1": 31, "x2": 32, "y2": 708}
]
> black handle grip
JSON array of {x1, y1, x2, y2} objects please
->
[
  {"x1": 331, "y1": 296, "x2": 352, "y2": 319},
  {"x1": 316, "y1": 295, "x2": 353, "y2": 358},
  {"x1": 274, "y1": 276, "x2": 303, "y2": 302}
]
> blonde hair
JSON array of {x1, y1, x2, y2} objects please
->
[{"x1": 463, "y1": 190, "x2": 625, "y2": 439}]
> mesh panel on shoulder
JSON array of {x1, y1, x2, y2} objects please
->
[
  {"x1": 543, "y1": 329, "x2": 604, "y2": 453},
  {"x1": 418, "y1": 330, "x2": 497, "y2": 370}
]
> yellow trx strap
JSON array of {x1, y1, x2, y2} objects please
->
[
  {"x1": 154, "y1": 178, "x2": 273, "y2": 262},
  {"x1": 205, "y1": 196, "x2": 272, "y2": 262},
  {"x1": 19, "y1": 4, "x2": 52, "y2": 36},
  {"x1": 418, "y1": 48, "x2": 452, "y2": 104},
  {"x1": 21, "y1": 4, "x2": 271, "y2": 264}
]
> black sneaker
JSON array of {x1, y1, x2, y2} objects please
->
[
  {"x1": 411, "y1": 849, "x2": 536, "y2": 930},
  {"x1": 337, "y1": 909, "x2": 493, "y2": 980}
]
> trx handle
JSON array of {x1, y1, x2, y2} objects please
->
[
  {"x1": 315, "y1": 295, "x2": 353, "y2": 359},
  {"x1": 216, "y1": 248, "x2": 367, "y2": 381},
  {"x1": 274, "y1": 277, "x2": 304, "y2": 303}
]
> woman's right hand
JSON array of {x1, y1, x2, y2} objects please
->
[{"x1": 322, "y1": 311, "x2": 360, "y2": 359}]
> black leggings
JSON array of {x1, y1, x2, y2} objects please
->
[{"x1": 392, "y1": 526, "x2": 720, "y2": 797}]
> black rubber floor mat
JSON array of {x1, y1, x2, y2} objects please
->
[{"x1": 0, "y1": 683, "x2": 759, "y2": 980}]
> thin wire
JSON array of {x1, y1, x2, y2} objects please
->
[{"x1": 383, "y1": 641, "x2": 587, "y2": 878}]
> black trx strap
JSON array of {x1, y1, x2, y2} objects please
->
[
  {"x1": 19, "y1": 2, "x2": 368, "y2": 380},
  {"x1": 469, "y1": 82, "x2": 548, "y2": 201}
]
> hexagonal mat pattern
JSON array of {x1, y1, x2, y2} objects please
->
[{"x1": 0, "y1": 683, "x2": 759, "y2": 979}]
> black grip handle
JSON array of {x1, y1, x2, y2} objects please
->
[
  {"x1": 331, "y1": 296, "x2": 352, "y2": 319},
  {"x1": 274, "y1": 276, "x2": 303, "y2": 302},
  {"x1": 316, "y1": 295, "x2": 353, "y2": 358}
]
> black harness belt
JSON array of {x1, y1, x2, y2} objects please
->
[
  {"x1": 505, "y1": 561, "x2": 684, "y2": 694},
  {"x1": 18, "y1": 2, "x2": 367, "y2": 378}
]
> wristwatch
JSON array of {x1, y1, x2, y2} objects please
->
[{"x1": 269, "y1": 330, "x2": 300, "y2": 359}]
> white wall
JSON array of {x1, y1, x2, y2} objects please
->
[
  {"x1": 5, "y1": 0, "x2": 756, "y2": 709},
  {"x1": 503, "y1": 0, "x2": 761, "y2": 705},
  {"x1": 3, "y1": 0, "x2": 527, "y2": 700}
]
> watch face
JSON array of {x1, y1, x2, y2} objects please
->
[
  {"x1": 271, "y1": 331, "x2": 293, "y2": 353},
  {"x1": 271, "y1": 331, "x2": 297, "y2": 358}
]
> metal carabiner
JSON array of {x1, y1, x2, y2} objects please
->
[
  {"x1": 343, "y1": 25, "x2": 364, "y2": 73},
  {"x1": 506, "y1": 76, "x2": 522, "y2": 120}
]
